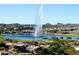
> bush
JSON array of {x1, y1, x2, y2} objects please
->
[
  {"x1": 64, "y1": 47, "x2": 78, "y2": 55},
  {"x1": 0, "y1": 47, "x2": 5, "y2": 51}
]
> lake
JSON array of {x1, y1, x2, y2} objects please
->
[{"x1": 2, "y1": 34, "x2": 79, "y2": 40}]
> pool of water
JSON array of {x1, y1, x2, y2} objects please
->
[{"x1": 2, "y1": 34, "x2": 79, "y2": 40}]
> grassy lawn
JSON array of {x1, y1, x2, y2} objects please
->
[
  {"x1": 0, "y1": 35, "x2": 5, "y2": 41},
  {"x1": 5, "y1": 38, "x2": 36, "y2": 43},
  {"x1": 63, "y1": 34, "x2": 79, "y2": 37}
]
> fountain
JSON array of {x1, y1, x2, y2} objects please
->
[
  {"x1": 3, "y1": 4, "x2": 56, "y2": 40},
  {"x1": 34, "y1": 4, "x2": 43, "y2": 37}
]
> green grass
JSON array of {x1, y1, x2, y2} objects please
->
[
  {"x1": 18, "y1": 40, "x2": 34, "y2": 42},
  {"x1": 0, "y1": 35, "x2": 5, "y2": 41},
  {"x1": 5, "y1": 38, "x2": 36, "y2": 43},
  {"x1": 63, "y1": 34, "x2": 79, "y2": 37}
]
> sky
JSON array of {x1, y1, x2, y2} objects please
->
[{"x1": 0, "y1": 4, "x2": 79, "y2": 24}]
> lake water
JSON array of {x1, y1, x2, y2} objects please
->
[{"x1": 2, "y1": 34, "x2": 79, "y2": 40}]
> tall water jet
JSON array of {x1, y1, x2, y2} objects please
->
[{"x1": 34, "y1": 4, "x2": 43, "y2": 37}]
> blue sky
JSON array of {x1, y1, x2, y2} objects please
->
[{"x1": 0, "y1": 4, "x2": 79, "y2": 24}]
